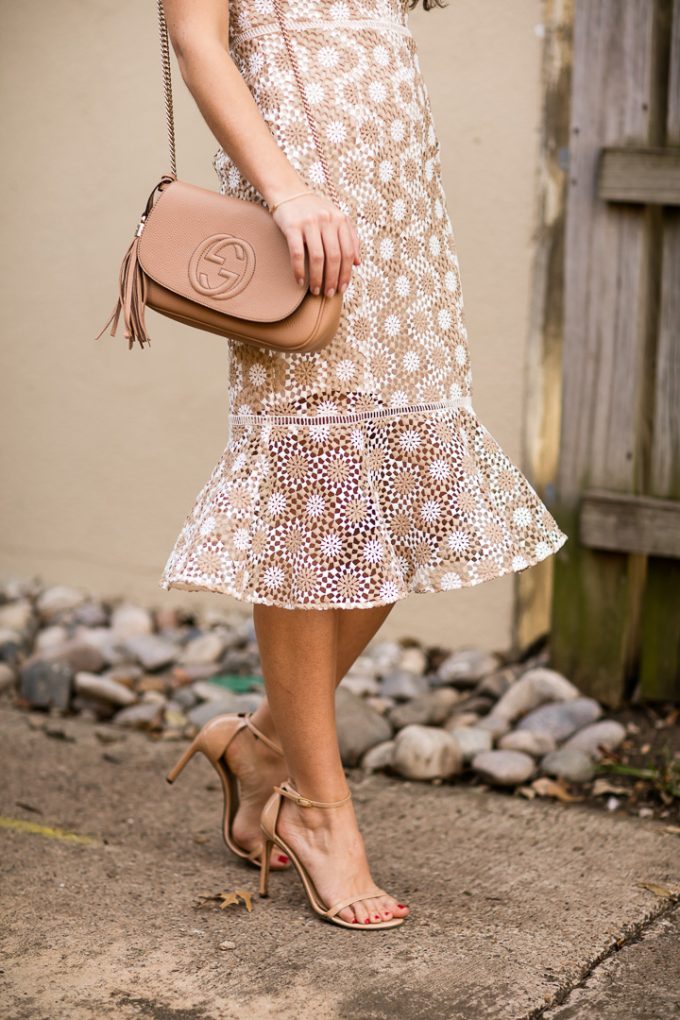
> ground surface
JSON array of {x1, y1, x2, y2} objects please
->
[{"x1": 1, "y1": 705, "x2": 679, "y2": 1020}]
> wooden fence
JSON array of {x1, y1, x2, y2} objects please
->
[{"x1": 548, "y1": 0, "x2": 680, "y2": 707}]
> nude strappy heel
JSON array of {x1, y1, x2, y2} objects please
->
[
  {"x1": 258, "y1": 778, "x2": 406, "y2": 930},
  {"x1": 166, "y1": 711, "x2": 286, "y2": 868}
]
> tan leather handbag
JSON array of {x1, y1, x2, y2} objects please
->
[{"x1": 95, "y1": 0, "x2": 343, "y2": 353}]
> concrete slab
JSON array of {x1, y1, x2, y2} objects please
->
[
  {"x1": 544, "y1": 909, "x2": 680, "y2": 1020},
  {"x1": 0, "y1": 705, "x2": 678, "y2": 1020}
]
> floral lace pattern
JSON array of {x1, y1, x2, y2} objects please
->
[{"x1": 159, "y1": 0, "x2": 568, "y2": 608}]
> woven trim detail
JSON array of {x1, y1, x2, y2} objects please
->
[
  {"x1": 227, "y1": 396, "x2": 474, "y2": 427},
  {"x1": 231, "y1": 17, "x2": 412, "y2": 47}
]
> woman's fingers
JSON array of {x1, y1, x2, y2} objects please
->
[
  {"x1": 284, "y1": 225, "x2": 307, "y2": 287},
  {"x1": 302, "y1": 222, "x2": 326, "y2": 295},
  {"x1": 275, "y1": 194, "x2": 361, "y2": 295},
  {"x1": 337, "y1": 216, "x2": 357, "y2": 294},
  {"x1": 319, "y1": 219, "x2": 343, "y2": 296}
]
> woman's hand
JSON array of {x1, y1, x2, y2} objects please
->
[{"x1": 271, "y1": 193, "x2": 361, "y2": 298}]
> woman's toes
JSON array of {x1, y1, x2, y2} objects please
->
[{"x1": 338, "y1": 907, "x2": 356, "y2": 924}]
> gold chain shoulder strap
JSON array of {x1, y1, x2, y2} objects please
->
[{"x1": 156, "y1": 0, "x2": 340, "y2": 206}]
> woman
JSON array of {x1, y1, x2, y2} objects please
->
[{"x1": 160, "y1": 0, "x2": 568, "y2": 930}]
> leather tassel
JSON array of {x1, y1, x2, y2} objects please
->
[
  {"x1": 94, "y1": 231, "x2": 151, "y2": 351},
  {"x1": 94, "y1": 176, "x2": 174, "y2": 351}
]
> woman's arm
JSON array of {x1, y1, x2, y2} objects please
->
[{"x1": 163, "y1": 0, "x2": 360, "y2": 297}]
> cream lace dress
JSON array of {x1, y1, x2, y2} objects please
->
[{"x1": 159, "y1": 0, "x2": 568, "y2": 609}]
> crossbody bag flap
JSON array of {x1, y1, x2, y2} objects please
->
[{"x1": 137, "y1": 179, "x2": 307, "y2": 323}]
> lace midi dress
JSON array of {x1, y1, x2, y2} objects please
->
[{"x1": 159, "y1": 0, "x2": 568, "y2": 609}]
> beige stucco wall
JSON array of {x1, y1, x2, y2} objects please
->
[{"x1": 0, "y1": 0, "x2": 545, "y2": 650}]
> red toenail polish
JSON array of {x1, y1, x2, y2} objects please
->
[
  {"x1": 397, "y1": 904, "x2": 406, "y2": 908},
  {"x1": 374, "y1": 914, "x2": 380, "y2": 919},
  {"x1": 363, "y1": 919, "x2": 371, "y2": 924},
  {"x1": 351, "y1": 918, "x2": 357, "y2": 923},
  {"x1": 278, "y1": 854, "x2": 288, "y2": 863}
]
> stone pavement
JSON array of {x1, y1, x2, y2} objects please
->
[{"x1": 0, "y1": 705, "x2": 678, "y2": 1020}]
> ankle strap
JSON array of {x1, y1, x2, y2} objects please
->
[
  {"x1": 274, "y1": 779, "x2": 352, "y2": 809},
  {"x1": 238, "y1": 712, "x2": 284, "y2": 757}
]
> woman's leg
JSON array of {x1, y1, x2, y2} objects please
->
[
  {"x1": 228, "y1": 602, "x2": 396, "y2": 866},
  {"x1": 252, "y1": 603, "x2": 409, "y2": 924}
]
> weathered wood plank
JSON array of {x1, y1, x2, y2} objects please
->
[
  {"x1": 550, "y1": 0, "x2": 664, "y2": 703},
  {"x1": 598, "y1": 147, "x2": 680, "y2": 205},
  {"x1": 516, "y1": 0, "x2": 573, "y2": 654},
  {"x1": 639, "y1": 0, "x2": 680, "y2": 700},
  {"x1": 639, "y1": 561, "x2": 680, "y2": 699},
  {"x1": 580, "y1": 489, "x2": 680, "y2": 558}
]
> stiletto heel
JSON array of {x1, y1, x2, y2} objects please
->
[
  {"x1": 166, "y1": 735, "x2": 200, "y2": 784},
  {"x1": 165, "y1": 712, "x2": 286, "y2": 868},
  {"x1": 259, "y1": 778, "x2": 406, "y2": 930},
  {"x1": 259, "y1": 839, "x2": 274, "y2": 897}
]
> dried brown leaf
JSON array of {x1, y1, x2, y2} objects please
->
[
  {"x1": 637, "y1": 881, "x2": 680, "y2": 899},
  {"x1": 516, "y1": 786, "x2": 537, "y2": 800},
  {"x1": 663, "y1": 826, "x2": 680, "y2": 836},
  {"x1": 591, "y1": 779, "x2": 630, "y2": 797},
  {"x1": 196, "y1": 889, "x2": 253, "y2": 913},
  {"x1": 531, "y1": 777, "x2": 584, "y2": 803}
]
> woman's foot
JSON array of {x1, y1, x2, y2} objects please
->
[
  {"x1": 224, "y1": 724, "x2": 290, "y2": 869},
  {"x1": 276, "y1": 795, "x2": 410, "y2": 924}
]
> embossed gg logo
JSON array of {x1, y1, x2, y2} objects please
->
[{"x1": 188, "y1": 234, "x2": 256, "y2": 299}]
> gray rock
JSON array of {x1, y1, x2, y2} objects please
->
[
  {"x1": 35, "y1": 625, "x2": 69, "y2": 653},
  {"x1": 73, "y1": 627, "x2": 127, "y2": 666},
  {"x1": 488, "y1": 667, "x2": 580, "y2": 723},
  {"x1": 187, "y1": 693, "x2": 263, "y2": 728},
  {"x1": 392, "y1": 725, "x2": 463, "y2": 780},
  {"x1": 380, "y1": 669, "x2": 430, "y2": 701},
  {"x1": 435, "y1": 648, "x2": 501, "y2": 688},
  {"x1": 19, "y1": 661, "x2": 73, "y2": 710},
  {"x1": 365, "y1": 695, "x2": 396, "y2": 715},
  {"x1": 335, "y1": 686, "x2": 392, "y2": 767},
  {"x1": 398, "y1": 646, "x2": 428, "y2": 675},
  {"x1": 471, "y1": 749, "x2": 535, "y2": 787},
  {"x1": 124, "y1": 634, "x2": 178, "y2": 672},
  {"x1": 141, "y1": 690, "x2": 167, "y2": 705},
  {"x1": 455, "y1": 695, "x2": 496, "y2": 715},
  {"x1": 360, "y1": 740, "x2": 396, "y2": 772},
  {"x1": 74, "y1": 672, "x2": 137, "y2": 707},
  {"x1": 0, "y1": 599, "x2": 33, "y2": 634},
  {"x1": 172, "y1": 686, "x2": 199, "y2": 710},
  {"x1": 388, "y1": 688, "x2": 460, "y2": 729},
  {"x1": 36, "y1": 585, "x2": 88, "y2": 620},
  {"x1": 498, "y1": 729, "x2": 557, "y2": 756},
  {"x1": 475, "y1": 669, "x2": 516, "y2": 700},
  {"x1": 562, "y1": 720, "x2": 626, "y2": 758},
  {"x1": 444, "y1": 711, "x2": 481, "y2": 732},
  {"x1": 111, "y1": 603, "x2": 153, "y2": 638},
  {"x1": 179, "y1": 632, "x2": 225, "y2": 666},
  {"x1": 72, "y1": 601, "x2": 109, "y2": 628},
  {"x1": 365, "y1": 639, "x2": 402, "y2": 674},
  {"x1": 515, "y1": 697, "x2": 602, "y2": 742},
  {"x1": 0, "y1": 662, "x2": 16, "y2": 692},
  {"x1": 340, "y1": 673, "x2": 381, "y2": 698},
  {"x1": 476, "y1": 714, "x2": 512, "y2": 739},
  {"x1": 106, "y1": 664, "x2": 143, "y2": 687},
  {"x1": 540, "y1": 749, "x2": 595, "y2": 783},
  {"x1": 113, "y1": 701, "x2": 164, "y2": 730},
  {"x1": 192, "y1": 681, "x2": 242, "y2": 702},
  {"x1": 347, "y1": 653, "x2": 380, "y2": 679},
  {"x1": 450, "y1": 726, "x2": 493, "y2": 763},
  {"x1": 0, "y1": 631, "x2": 22, "y2": 665},
  {"x1": 24, "y1": 639, "x2": 105, "y2": 675}
]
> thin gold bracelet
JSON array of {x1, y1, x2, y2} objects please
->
[{"x1": 268, "y1": 189, "x2": 319, "y2": 215}]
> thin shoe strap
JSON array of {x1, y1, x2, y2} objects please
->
[
  {"x1": 239, "y1": 712, "x2": 284, "y2": 757},
  {"x1": 274, "y1": 778, "x2": 352, "y2": 809},
  {"x1": 326, "y1": 889, "x2": 388, "y2": 919}
]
